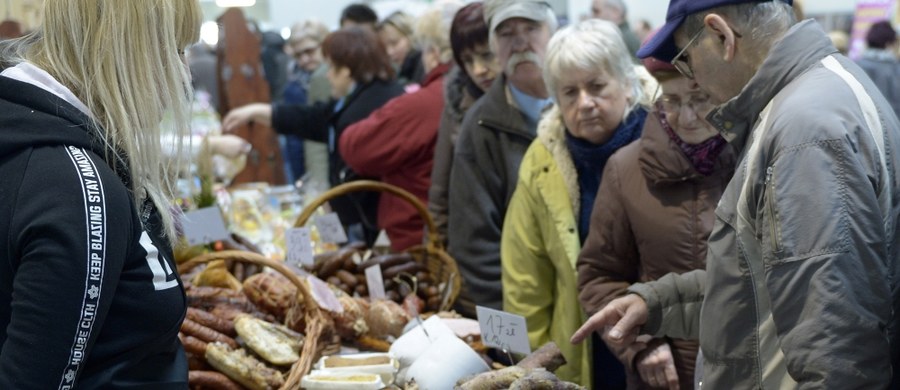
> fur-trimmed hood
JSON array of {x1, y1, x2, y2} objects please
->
[
  {"x1": 536, "y1": 105, "x2": 581, "y2": 216},
  {"x1": 442, "y1": 66, "x2": 478, "y2": 128}
]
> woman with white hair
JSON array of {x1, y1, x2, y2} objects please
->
[
  {"x1": 500, "y1": 19, "x2": 654, "y2": 387},
  {"x1": 0, "y1": 0, "x2": 200, "y2": 387}
]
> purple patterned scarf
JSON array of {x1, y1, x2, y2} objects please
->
[{"x1": 657, "y1": 106, "x2": 727, "y2": 176}]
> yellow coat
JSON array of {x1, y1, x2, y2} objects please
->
[{"x1": 501, "y1": 105, "x2": 591, "y2": 386}]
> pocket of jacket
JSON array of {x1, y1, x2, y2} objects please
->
[{"x1": 764, "y1": 165, "x2": 783, "y2": 254}]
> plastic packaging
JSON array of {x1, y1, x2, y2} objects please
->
[
  {"x1": 313, "y1": 352, "x2": 399, "y2": 384},
  {"x1": 300, "y1": 371, "x2": 385, "y2": 390}
]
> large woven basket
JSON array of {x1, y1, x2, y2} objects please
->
[
  {"x1": 179, "y1": 250, "x2": 333, "y2": 389},
  {"x1": 294, "y1": 180, "x2": 461, "y2": 311}
]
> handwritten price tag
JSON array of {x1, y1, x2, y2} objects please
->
[
  {"x1": 181, "y1": 206, "x2": 230, "y2": 246},
  {"x1": 307, "y1": 275, "x2": 343, "y2": 313},
  {"x1": 315, "y1": 212, "x2": 348, "y2": 244},
  {"x1": 285, "y1": 227, "x2": 314, "y2": 267},
  {"x1": 365, "y1": 264, "x2": 386, "y2": 301},
  {"x1": 475, "y1": 306, "x2": 531, "y2": 355}
]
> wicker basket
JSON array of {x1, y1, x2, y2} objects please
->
[
  {"x1": 294, "y1": 180, "x2": 461, "y2": 311},
  {"x1": 178, "y1": 250, "x2": 332, "y2": 389}
]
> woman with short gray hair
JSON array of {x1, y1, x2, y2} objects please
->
[{"x1": 500, "y1": 19, "x2": 654, "y2": 387}]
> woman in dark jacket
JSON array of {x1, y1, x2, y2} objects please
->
[
  {"x1": 223, "y1": 27, "x2": 404, "y2": 245},
  {"x1": 0, "y1": 0, "x2": 200, "y2": 387},
  {"x1": 427, "y1": 2, "x2": 499, "y2": 245}
]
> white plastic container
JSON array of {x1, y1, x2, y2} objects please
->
[
  {"x1": 300, "y1": 371, "x2": 385, "y2": 390},
  {"x1": 405, "y1": 335, "x2": 490, "y2": 389},
  {"x1": 390, "y1": 316, "x2": 457, "y2": 367},
  {"x1": 313, "y1": 352, "x2": 399, "y2": 385}
]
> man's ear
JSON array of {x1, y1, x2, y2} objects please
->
[{"x1": 704, "y1": 14, "x2": 738, "y2": 62}]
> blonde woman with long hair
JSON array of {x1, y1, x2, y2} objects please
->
[{"x1": 0, "y1": 0, "x2": 200, "y2": 387}]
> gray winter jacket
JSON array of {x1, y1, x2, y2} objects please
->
[
  {"x1": 448, "y1": 74, "x2": 537, "y2": 316},
  {"x1": 629, "y1": 20, "x2": 900, "y2": 389}
]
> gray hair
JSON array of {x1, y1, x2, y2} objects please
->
[
  {"x1": 289, "y1": 20, "x2": 330, "y2": 45},
  {"x1": 682, "y1": 1, "x2": 795, "y2": 51},
  {"x1": 543, "y1": 19, "x2": 645, "y2": 119}
]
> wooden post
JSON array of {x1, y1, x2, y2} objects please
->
[{"x1": 216, "y1": 7, "x2": 286, "y2": 186}]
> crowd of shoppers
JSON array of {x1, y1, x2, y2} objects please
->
[{"x1": 3, "y1": 0, "x2": 896, "y2": 388}]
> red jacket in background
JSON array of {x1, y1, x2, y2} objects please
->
[{"x1": 339, "y1": 63, "x2": 451, "y2": 251}]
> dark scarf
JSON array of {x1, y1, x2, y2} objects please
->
[
  {"x1": 567, "y1": 107, "x2": 647, "y2": 244},
  {"x1": 657, "y1": 104, "x2": 728, "y2": 176}
]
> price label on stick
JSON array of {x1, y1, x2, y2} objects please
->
[
  {"x1": 315, "y1": 212, "x2": 348, "y2": 244},
  {"x1": 475, "y1": 306, "x2": 531, "y2": 355},
  {"x1": 365, "y1": 264, "x2": 386, "y2": 301},
  {"x1": 285, "y1": 227, "x2": 314, "y2": 267},
  {"x1": 307, "y1": 275, "x2": 343, "y2": 313},
  {"x1": 181, "y1": 206, "x2": 230, "y2": 246}
]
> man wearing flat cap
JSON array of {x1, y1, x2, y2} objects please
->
[
  {"x1": 448, "y1": 0, "x2": 556, "y2": 316},
  {"x1": 573, "y1": 0, "x2": 900, "y2": 388}
]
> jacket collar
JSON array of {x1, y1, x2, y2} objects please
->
[
  {"x1": 476, "y1": 74, "x2": 537, "y2": 140},
  {"x1": 421, "y1": 62, "x2": 452, "y2": 89},
  {"x1": 707, "y1": 20, "x2": 838, "y2": 154},
  {"x1": 639, "y1": 110, "x2": 735, "y2": 184}
]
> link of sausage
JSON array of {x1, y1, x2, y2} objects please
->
[
  {"x1": 181, "y1": 318, "x2": 238, "y2": 348},
  {"x1": 188, "y1": 370, "x2": 243, "y2": 390},
  {"x1": 179, "y1": 332, "x2": 208, "y2": 356},
  {"x1": 186, "y1": 307, "x2": 236, "y2": 336}
]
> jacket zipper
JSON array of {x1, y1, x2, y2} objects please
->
[
  {"x1": 765, "y1": 166, "x2": 782, "y2": 253},
  {"x1": 693, "y1": 183, "x2": 701, "y2": 267}
]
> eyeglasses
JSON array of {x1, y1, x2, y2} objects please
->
[
  {"x1": 670, "y1": 26, "x2": 705, "y2": 80},
  {"x1": 659, "y1": 93, "x2": 713, "y2": 115}
]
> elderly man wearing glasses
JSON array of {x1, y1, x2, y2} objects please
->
[{"x1": 573, "y1": 0, "x2": 900, "y2": 388}]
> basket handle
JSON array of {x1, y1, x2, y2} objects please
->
[{"x1": 294, "y1": 180, "x2": 442, "y2": 250}]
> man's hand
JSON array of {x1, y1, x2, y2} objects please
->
[
  {"x1": 571, "y1": 293, "x2": 648, "y2": 346},
  {"x1": 635, "y1": 341, "x2": 680, "y2": 390},
  {"x1": 222, "y1": 103, "x2": 272, "y2": 133}
]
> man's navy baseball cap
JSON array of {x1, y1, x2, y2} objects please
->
[{"x1": 637, "y1": 0, "x2": 793, "y2": 61}]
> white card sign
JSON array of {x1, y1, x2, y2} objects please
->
[
  {"x1": 307, "y1": 275, "x2": 343, "y2": 313},
  {"x1": 285, "y1": 227, "x2": 314, "y2": 267},
  {"x1": 181, "y1": 206, "x2": 230, "y2": 246},
  {"x1": 475, "y1": 306, "x2": 531, "y2": 355},
  {"x1": 374, "y1": 229, "x2": 391, "y2": 248},
  {"x1": 365, "y1": 264, "x2": 386, "y2": 301},
  {"x1": 315, "y1": 212, "x2": 348, "y2": 244}
]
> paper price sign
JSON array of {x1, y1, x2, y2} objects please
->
[
  {"x1": 181, "y1": 206, "x2": 230, "y2": 246},
  {"x1": 307, "y1": 275, "x2": 343, "y2": 313},
  {"x1": 475, "y1": 306, "x2": 531, "y2": 355},
  {"x1": 315, "y1": 212, "x2": 348, "y2": 244},
  {"x1": 286, "y1": 227, "x2": 314, "y2": 267},
  {"x1": 365, "y1": 264, "x2": 386, "y2": 301}
]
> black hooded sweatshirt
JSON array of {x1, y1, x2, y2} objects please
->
[{"x1": 0, "y1": 75, "x2": 188, "y2": 388}]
